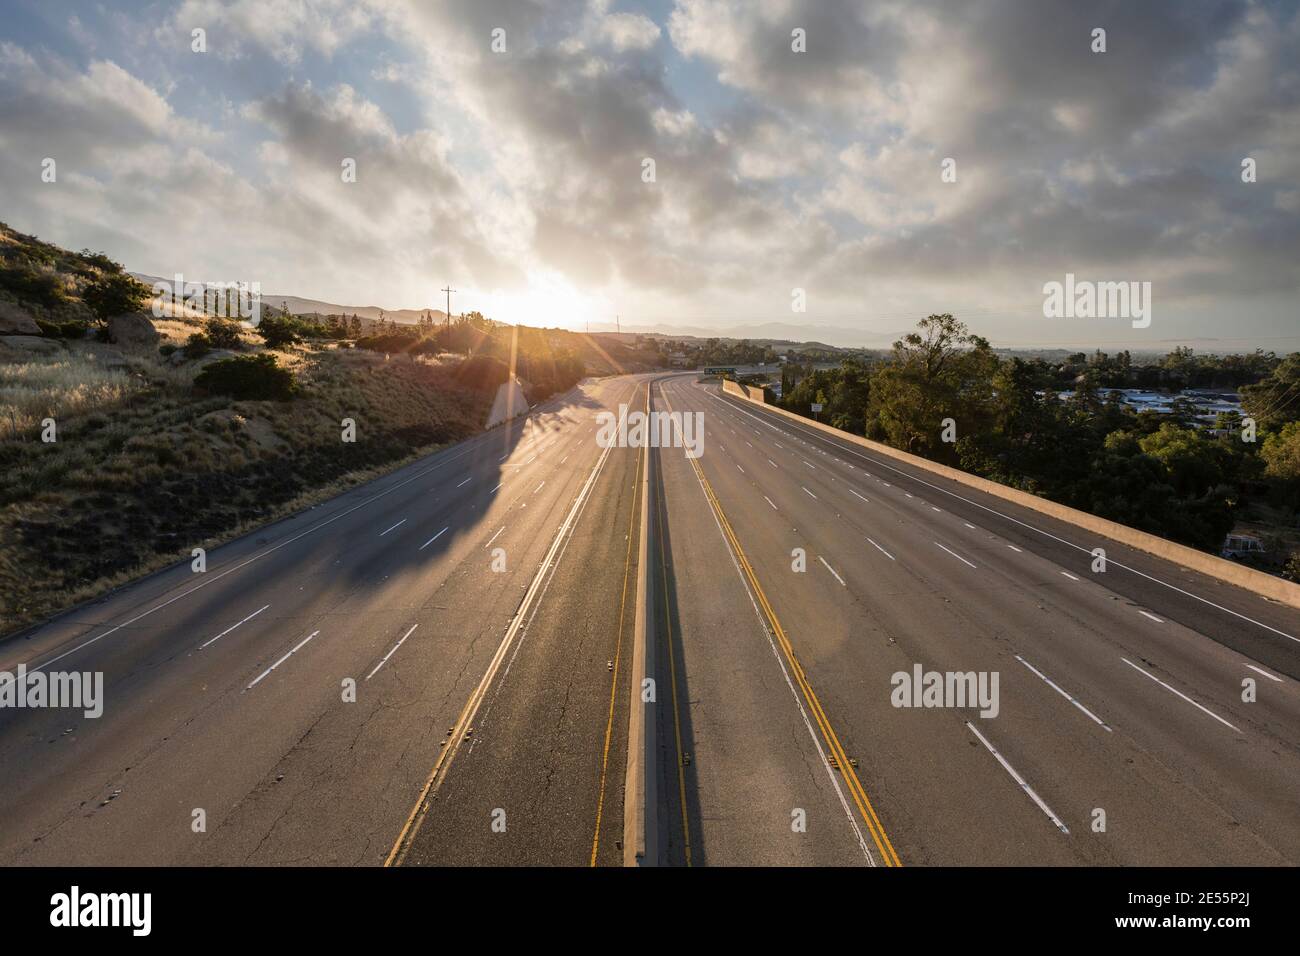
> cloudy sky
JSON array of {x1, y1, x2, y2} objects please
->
[{"x1": 1, "y1": 0, "x2": 1297, "y2": 349}]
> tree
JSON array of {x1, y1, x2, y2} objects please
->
[
  {"x1": 82, "y1": 271, "x2": 148, "y2": 325},
  {"x1": 1241, "y1": 353, "x2": 1300, "y2": 429},
  {"x1": 258, "y1": 314, "x2": 300, "y2": 348},
  {"x1": 866, "y1": 314, "x2": 996, "y2": 462},
  {"x1": 1138, "y1": 423, "x2": 1233, "y2": 498},
  {"x1": 1261, "y1": 421, "x2": 1300, "y2": 487}
]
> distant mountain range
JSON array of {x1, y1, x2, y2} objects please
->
[
  {"x1": 130, "y1": 276, "x2": 1284, "y2": 354},
  {"x1": 618, "y1": 321, "x2": 910, "y2": 349},
  {"x1": 130, "y1": 274, "x2": 447, "y2": 325}
]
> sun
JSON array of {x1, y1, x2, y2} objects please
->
[{"x1": 479, "y1": 273, "x2": 608, "y2": 333}]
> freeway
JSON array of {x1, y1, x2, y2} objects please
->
[
  {"x1": 0, "y1": 374, "x2": 650, "y2": 865},
  {"x1": 651, "y1": 375, "x2": 1300, "y2": 866},
  {"x1": 0, "y1": 368, "x2": 1296, "y2": 868}
]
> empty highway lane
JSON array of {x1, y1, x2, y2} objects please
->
[{"x1": 652, "y1": 376, "x2": 1299, "y2": 866}]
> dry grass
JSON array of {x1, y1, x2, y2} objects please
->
[
  {"x1": 0, "y1": 339, "x2": 497, "y2": 635},
  {"x1": 0, "y1": 347, "x2": 144, "y2": 436}
]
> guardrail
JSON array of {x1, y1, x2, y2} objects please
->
[{"x1": 722, "y1": 379, "x2": 1300, "y2": 611}]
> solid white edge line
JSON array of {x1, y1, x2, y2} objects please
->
[
  {"x1": 710, "y1": 390, "x2": 1298, "y2": 644},
  {"x1": 27, "y1": 424, "x2": 509, "y2": 673}
]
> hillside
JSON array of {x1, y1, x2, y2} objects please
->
[{"x1": 0, "y1": 224, "x2": 589, "y2": 635}]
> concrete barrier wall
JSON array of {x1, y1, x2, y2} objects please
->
[
  {"x1": 721, "y1": 379, "x2": 769, "y2": 404},
  {"x1": 723, "y1": 381, "x2": 1300, "y2": 610},
  {"x1": 624, "y1": 382, "x2": 657, "y2": 866},
  {"x1": 485, "y1": 377, "x2": 528, "y2": 428}
]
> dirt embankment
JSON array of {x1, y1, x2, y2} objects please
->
[{"x1": 0, "y1": 326, "x2": 498, "y2": 635}]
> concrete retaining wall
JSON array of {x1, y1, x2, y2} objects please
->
[
  {"x1": 485, "y1": 377, "x2": 528, "y2": 428},
  {"x1": 723, "y1": 380, "x2": 1300, "y2": 610}
]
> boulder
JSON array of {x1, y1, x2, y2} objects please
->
[
  {"x1": 0, "y1": 335, "x2": 62, "y2": 356},
  {"x1": 107, "y1": 312, "x2": 160, "y2": 350},
  {"x1": 0, "y1": 300, "x2": 41, "y2": 335},
  {"x1": 193, "y1": 348, "x2": 238, "y2": 366}
]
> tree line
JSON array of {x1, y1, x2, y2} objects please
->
[{"x1": 777, "y1": 314, "x2": 1300, "y2": 568}]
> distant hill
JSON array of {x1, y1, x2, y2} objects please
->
[
  {"x1": 129, "y1": 273, "x2": 447, "y2": 325},
  {"x1": 621, "y1": 321, "x2": 908, "y2": 350}
]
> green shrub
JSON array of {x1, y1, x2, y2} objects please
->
[
  {"x1": 36, "y1": 318, "x2": 92, "y2": 339},
  {"x1": 453, "y1": 354, "x2": 511, "y2": 390},
  {"x1": 194, "y1": 353, "x2": 296, "y2": 401},
  {"x1": 78, "y1": 250, "x2": 120, "y2": 272},
  {"x1": 183, "y1": 333, "x2": 211, "y2": 359},
  {"x1": 205, "y1": 319, "x2": 244, "y2": 349},
  {"x1": 82, "y1": 271, "x2": 148, "y2": 324},
  {"x1": 0, "y1": 262, "x2": 65, "y2": 306},
  {"x1": 257, "y1": 314, "x2": 301, "y2": 348}
]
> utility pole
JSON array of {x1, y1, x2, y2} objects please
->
[
  {"x1": 616, "y1": 313, "x2": 620, "y2": 335},
  {"x1": 441, "y1": 285, "x2": 456, "y2": 328}
]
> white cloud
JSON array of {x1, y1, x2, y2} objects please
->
[
  {"x1": 0, "y1": 0, "x2": 1296, "y2": 342},
  {"x1": 599, "y1": 12, "x2": 661, "y2": 51}
]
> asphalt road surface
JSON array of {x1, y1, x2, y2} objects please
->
[
  {"x1": 0, "y1": 374, "x2": 649, "y2": 865},
  {"x1": 0, "y1": 371, "x2": 1296, "y2": 866},
  {"x1": 652, "y1": 375, "x2": 1299, "y2": 866}
]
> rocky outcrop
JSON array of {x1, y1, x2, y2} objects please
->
[
  {"x1": 0, "y1": 335, "x2": 62, "y2": 356},
  {"x1": 0, "y1": 300, "x2": 41, "y2": 335},
  {"x1": 106, "y1": 312, "x2": 159, "y2": 350}
]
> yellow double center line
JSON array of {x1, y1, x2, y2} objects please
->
[
  {"x1": 666, "y1": 384, "x2": 902, "y2": 867},
  {"x1": 589, "y1": 388, "x2": 646, "y2": 866}
]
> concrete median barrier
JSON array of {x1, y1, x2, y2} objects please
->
[{"x1": 624, "y1": 381, "x2": 658, "y2": 866}]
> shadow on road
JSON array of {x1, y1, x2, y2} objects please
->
[{"x1": 650, "y1": 440, "x2": 706, "y2": 867}]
